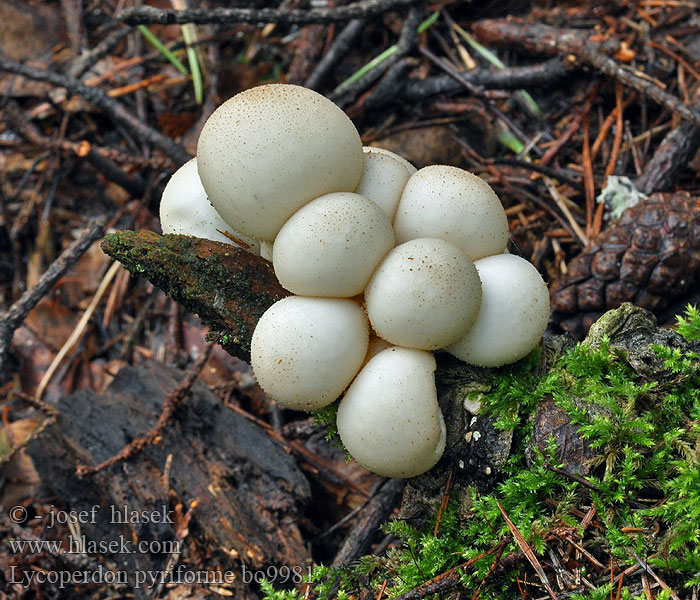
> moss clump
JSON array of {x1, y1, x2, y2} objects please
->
[{"x1": 266, "y1": 305, "x2": 700, "y2": 600}]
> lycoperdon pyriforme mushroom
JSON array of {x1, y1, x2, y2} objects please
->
[
  {"x1": 159, "y1": 158, "x2": 260, "y2": 253},
  {"x1": 196, "y1": 83, "x2": 364, "y2": 242},
  {"x1": 159, "y1": 83, "x2": 551, "y2": 479}
]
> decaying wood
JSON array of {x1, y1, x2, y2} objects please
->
[
  {"x1": 26, "y1": 360, "x2": 311, "y2": 599},
  {"x1": 101, "y1": 231, "x2": 288, "y2": 362}
]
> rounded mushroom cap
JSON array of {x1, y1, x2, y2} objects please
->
[
  {"x1": 393, "y1": 165, "x2": 509, "y2": 260},
  {"x1": 337, "y1": 347, "x2": 445, "y2": 478},
  {"x1": 446, "y1": 254, "x2": 550, "y2": 367},
  {"x1": 365, "y1": 238, "x2": 482, "y2": 350},
  {"x1": 272, "y1": 192, "x2": 395, "y2": 297},
  {"x1": 159, "y1": 158, "x2": 260, "y2": 253},
  {"x1": 197, "y1": 83, "x2": 363, "y2": 241},
  {"x1": 251, "y1": 297, "x2": 369, "y2": 411},
  {"x1": 367, "y1": 145, "x2": 417, "y2": 175},
  {"x1": 354, "y1": 147, "x2": 415, "y2": 220}
]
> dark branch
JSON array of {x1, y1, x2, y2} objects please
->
[
  {"x1": 403, "y1": 58, "x2": 573, "y2": 100},
  {"x1": 118, "y1": 0, "x2": 422, "y2": 26},
  {"x1": 471, "y1": 18, "x2": 700, "y2": 129},
  {"x1": 0, "y1": 53, "x2": 191, "y2": 165},
  {"x1": 0, "y1": 222, "x2": 105, "y2": 374}
]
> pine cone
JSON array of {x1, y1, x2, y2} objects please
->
[{"x1": 550, "y1": 192, "x2": 700, "y2": 338}]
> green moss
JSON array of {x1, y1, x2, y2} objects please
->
[{"x1": 263, "y1": 306, "x2": 700, "y2": 599}]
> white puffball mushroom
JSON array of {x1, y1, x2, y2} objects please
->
[
  {"x1": 354, "y1": 147, "x2": 415, "y2": 220},
  {"x1": 362, "y1": 334, "x2": 393, "y2": 368},
  {"x1": 251, "y1": 297, "x2": 368, "y2": 411},
  {"x1": 159, "y1": 158, "x2": 260, "y2": 253},
  {"x1": 365, "y1": 238, "x2": 482, "y2": 350},
  {"x1": 367, "y1": 145, "x2": 417, "y2": 175},
  {"x1": 446, "y1": 254, "x2": 550, "y2": 367},
  {"x1": 197, "y1": 84, "x2": 363, "y2": 241},
  {"x1": 272, "y1": 192, "x2": 395, "y2": 297},
  {"x1": 393, "y1": 165, "x2": 509, "y2": 261},
  {"x1": 337, "y1": 347, "x2": 446, "y2": 478}
]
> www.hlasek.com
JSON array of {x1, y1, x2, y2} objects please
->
[{"x1": 9, "y1": 535, "x2": 181, "y2": 555}]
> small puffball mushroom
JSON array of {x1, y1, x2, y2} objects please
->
[
  {"x1": 337, "y1": 347, "x2": 446, "y2": 478},
  {"x1": 354, "y1": 147, "x2": 415, "y2": 220},
  {"x1": 367, "y1": 145, "x2": 417, "y2": 175},
  {"x1": 360, "y1": 334, "x2": 393, "y2": 369},
  {"x1": 446, "y1": 254, "x2": 550, "y2": 367},
  {"x1": 159, "y1": 158, "x2": 260, "y2": 252},
  {"x1": 393, "y1": 165, "x2": 509, "y2": 260},
  {"x1": 197, "y1": 84, "x2": 363, "y2": 240},
  {"x1": 273, "y1": 192, "x2": 395, "y2": 297},
  {"x1": 251, "y1": 296, "x2": 369, "y2": 411},
  {"x1": 365, "y1": 238, "x2": 482, "y2": 350}
]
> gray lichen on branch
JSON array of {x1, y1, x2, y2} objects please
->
[{"x1": 101, "y1": 230, "x2": 288, "y2": 361}]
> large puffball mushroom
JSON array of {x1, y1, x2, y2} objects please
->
[
  {"x1": 159, "y1": 158, "x2": 260, "y2": 253},
  {"x1": 446, "y1": 254, "x2": 550, "y2": 367},
  {"x1": 354, "y1": 147, "x2": 415, "y2": 220},
  {"x1": 364, "y1": 238, "x2": 482, "y2": 350},
  {"x1": 337, "y1": 347, "x2": 446, "y2": 478},
  {"x1": 197, "y1": 84, "x2": 363, "y2": 241},
  {"x1": 251, "y1": 297, "x2": 369, "y2": 411},
  {"x1": 393, "y1": 165, "x2": 509, "y2": 261},
  {"x1": 272, "y1": 192, "x2": 395, "y2": 297}
]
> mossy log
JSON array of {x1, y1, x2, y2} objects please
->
[{"x1": 102, "y1": 231, "x2": 288, "y2": 361}]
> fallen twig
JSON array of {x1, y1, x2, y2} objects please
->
[
  {"x1": 332, "y1": 478, "x2": 406, "y2": 566},
  {"x1": 636, "y1": 89, "x2": 700, "y2": 194},
  {"x1": 330, "y1": 7, "x2": 424, "y2": 107},
  {"x1": 472, "y1": 18, "x2": 700, "y2": 129},
  {"x1": 68, "y1": 26, "x2": 132, "y2": 78},
  {"x1": 4, "y1": 102, "x2": 145, "y2": 197},
  {"x1": 0, "y1": 222, "x2": 105, "y2": 376},
  {"x1": 0, "y1": 54, "x2": 190, "y2": 165},
  {"x1": 305, "y1": 19, "x2": 366, "y2": 90},
  {"x1": 118, "y1": 0, "x2": 422, "y2": 26},
  {"x1": 402, "y1": 58, "x2": 573, "y2": 100}
]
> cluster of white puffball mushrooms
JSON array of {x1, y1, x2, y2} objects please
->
[{"x1": 159, "y1": 83, "x2": 550, "y2": 479}]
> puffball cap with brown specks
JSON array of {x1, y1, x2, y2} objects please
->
[
  {"x1": 272, "y1": 192, "x2": 395, "y2": 297},
  {"x1": 393, "y1": 165, "x2": 509, "y2": 261},
  {"x1": 354, "y1": 146, "x2": 416, "y2": 220},
  {"x1": 159, "y1": 158, "x2": 260, "y2": 253},
  {"x1": 446, "y1": 254, "x2": 550, "y2": 367},
  {"x1": 365, "y1": 238, "x2": 482, "y2": 350},
  {"x1": 337, "y1": 347, "x2": 446, "y2": 479},
  {"x1": 197, "y1": 84, "x2": 364, "y2": 241},
  {"x1": 250, "y1": 296, "x2": 369, "y2": 411}
]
